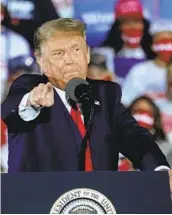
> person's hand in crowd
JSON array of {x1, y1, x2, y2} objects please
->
[{"x1": 27, "y1": 82, "x2": 54, "y2": 107}]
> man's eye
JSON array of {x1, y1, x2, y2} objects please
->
[
  {"x1": 53, "y1": 52, "x2": 62, "y2": 56},
  {"x1": 75, "y1": 48, "x2": 80, "y2": 52}
]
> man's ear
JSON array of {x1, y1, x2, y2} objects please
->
[
  {"x1": 86, "y1": 45, "x2": 90, "y2": 64},
  {"x1": 35, "y1": 52, "x2": 46, "y2": 73}
]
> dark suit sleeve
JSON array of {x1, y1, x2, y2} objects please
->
[
  {"x1": 1, "y1": 74, "x2": 43, "y2": 130},
  {"x1": 113, "y1": 83, "x2": 170, "y2": 170}
]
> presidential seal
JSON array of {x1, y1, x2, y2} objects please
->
[{"x1": 50, "y1": 188, "x2": 116, "y2": 214}]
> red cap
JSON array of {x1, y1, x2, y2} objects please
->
[{"x1": 115, "y1": 0, "x2": 143, "y2": 19}]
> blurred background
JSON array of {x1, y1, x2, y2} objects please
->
[{"x1": 1, "y1": 0, "x2": 172, "y2": 172}]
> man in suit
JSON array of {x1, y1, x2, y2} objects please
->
[{"x1": 1, "y1": 18, "x2": 171, "y2": 173}]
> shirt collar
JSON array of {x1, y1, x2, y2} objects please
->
[
  {"x1": 54, "y1": 87, "x2": 69, "y2": 106},
  {"x1": 54, "y1": 86, "x2": 82, "y2": 111}
]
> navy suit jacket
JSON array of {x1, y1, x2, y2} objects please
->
[{"x1": 1, "y1": 74, "x2": 170, "y2": 172}]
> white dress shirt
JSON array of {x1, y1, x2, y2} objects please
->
[{"x1": 18, "y1": 87, "x2": 170, "y2": 171}]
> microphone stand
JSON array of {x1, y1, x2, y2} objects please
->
[
  {"x1": 79, "y1": 101, "x2": 95, "y2": 171},
  {"x1": 66, "y1": 79, "x2": 95, "y2": 170}
]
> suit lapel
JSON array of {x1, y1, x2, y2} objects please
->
[
  {"x1": 52, "y1": 90, "x2": 83, "y2": 153},
  {"x1": 41, "y1": 75, "x2": 83, "y2": 153}
]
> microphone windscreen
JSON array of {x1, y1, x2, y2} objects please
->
[{"x1": 65, "y1": 77, "x2": 89, "y2": 102}]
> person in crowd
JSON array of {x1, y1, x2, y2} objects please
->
[
  {"x1": 155, "y1": 58, "x2": 172, "y2": 143},
  {"x1": 1, "y1": 55, "x2": 38, "y2": 173},
  {"x1": 1, "y1": 2, "x2": 38, "y2": 170},
  {"x1": 129, "y1": 96, "x2": 166, "y2": 142},
  {"x1": 1, "y1": 2, "x2": 31, "y2": 102},
  {"x1": 102, "y1": 0, "x2": 155, "y2": 85},
  {"x1": 3, "y1": 55, "x2": 39, "y2": 101},
  {"x1": 2, "y1": 0, "x2": 59, "y2": 48},
  {"x1": 1, "y1": 18, "x2": 170, "y2": 173},
  {"x1": 122, "y1": 19, "x2": 172, "y2": 105},
  {"x1": 91, "y1": 47, "x2": 115, "y2": 77},
  {"x1": 87, "y1": 53, "x2": 115, "y2": 81},
  {"x1": 128, "y1": 96, "x2": 172, "y2": 166}
]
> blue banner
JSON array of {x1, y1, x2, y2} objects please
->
[{"x1": 74, "y1": 0, "x2": 116, "y2": 47}]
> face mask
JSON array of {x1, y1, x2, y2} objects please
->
[
  {"x1": 133, "y1": 110, "x2": 154, "y2": 130},
  {"x1": 121, "y1": 28, "x2": 143, "y2": 48},
  {"x1": 152, "y1": 39, "x2": 172, "y2": 63}
]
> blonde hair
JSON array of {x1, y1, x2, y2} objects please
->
[{"x1": 34, "y1": 18, "x2": 87, "y2": 56}]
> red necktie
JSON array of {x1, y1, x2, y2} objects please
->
[{"x1": 70, "y1": 106, "x2": 93, "y2": 171}]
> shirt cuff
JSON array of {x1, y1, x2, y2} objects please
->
[
  {"x1": 154, "y1": 166, "x2": 170, "y2": 171},
  {"x1": 18, "y1": 93, "x2": 42, "y2": 121}
]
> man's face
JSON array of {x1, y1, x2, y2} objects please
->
[{"x1": 37, "y1": 33, "x2": 90, "y2": 90}]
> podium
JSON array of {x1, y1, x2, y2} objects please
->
[{"x1": 1, "y1": 171, "x2": 172, "y2": 214}]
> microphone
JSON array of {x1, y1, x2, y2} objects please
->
[
  {"x1": 66, "y1": 77, "x2": 94, "y2": 170},
  {"x1": 65, "y1": 77, "x2": 92, "y2": 103}
]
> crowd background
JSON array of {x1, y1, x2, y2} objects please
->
[{"x1": 1, "y1": 0, "x2": 172, "y2": 172}]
